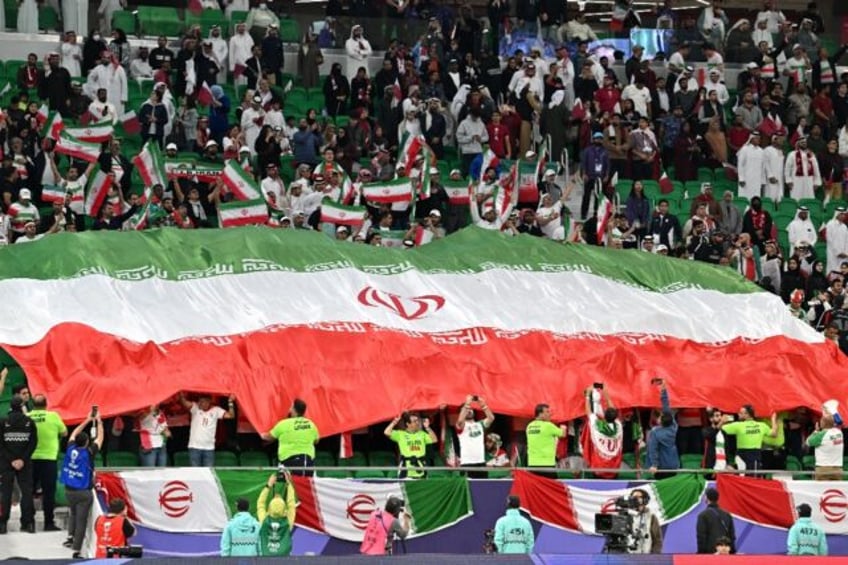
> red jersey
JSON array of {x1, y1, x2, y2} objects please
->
[
  {"x1": 594, "y1": 87, "x2": 621, "y2": 114},
  {"x1": 486, "y1": 123, "x2": 510, "y2": 158}
]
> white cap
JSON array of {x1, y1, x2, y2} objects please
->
[
  {"x1": 544, "y1": 169, "x2": 556, "y2": 177},
  {"x1": 166, "y1": 142, "x2": 178, "y2": 150},
  {"x1": 19, "y1": 188, "x2": 31, "y2": 200},
  {"x1": 239, "y1": 146, "x2": 251, "y2": 153},
  {"x1": 525, "y1": 150, "x2": 536, "y2": 159},
  {"x1": 656, "y1": 244, "x2": 668, "y2": 252},
  {"x1": 336, "y1": 225, "x2": 349, "y2": 233},
  {"x1": 429, "y1": 209, "x2": 441, "y2": 217},
  {"x1": 429, "y1": 167, "x2": 439, "y2": 175},
  {"x1": 205, "y1": 140, "x2": 218, "y2": 148}
]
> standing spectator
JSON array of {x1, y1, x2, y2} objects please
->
[
  {"x1": 323, "y1": 63, "x2": 350, "y2": 118},
  {"x1": 28, "y1": 394, "x2": 67, "y2": 531},
  {"x1": 718, "y1": 191, "x2": 742, "y2": 235},
  {"x1": 17, "y1": 53, "x2": 40, "y2": 91},
  {"x1": 38, "y1": 53, "x2": 72, "y2": 114},
  {"x1": 297, "y1": 31, "x2": 323, "y2": 90},
  {"x1": 628, "y1": 117, "x2": 659, "y2": 181},
  {"x1": 785, "y1": 137, "x2": 822, "y2": 200},
  {"x1": 139, "y1": 89, "x2": 169, "y2": 148},
  {"x1": 456, "y1": 109, "x2": 488, "y2": 177},
  {"x1": 60, "y1": 409, "x2": 103, "y2": 557},
  {"x1": 647, "y1": 379, "x2": 679, "y2": 479},
  {"x1": 262, "y1": 398, "x2": 319, "y2": 476},
  {"x1": 220, "y1": 498, "x2": 260, "y2": 557},
  {"x1": 229, "y1": 24, "x2": 254, "y2": 88},
  {"x1": 494, "y1": 496, "x2": 534, "y2": 554},
  {"x1": 735, "y1": 91, "x2": 764, "y2": 131},
  {"x1": 456, "y1": 395, "x2": 495, "y2": 474},
  {"x1": 138, "y1": 405, "x2": 169, "y2": 467},
  {"x1": 383, "y1": 412, "x2": 437, "y2": 479},
  {"x1": 60, "y1": 32, "x2": 83, "y2": 79},
  {"x1": 720, "y1": 404, "x2": 777, "y2": 473},
  {"x1": 8, "y1": 188, "x2": 40, "y2": 239},
  {"x1": 787, "y1": 503, "x2": 827, "y2": 556},
  {"x1": 696, "y1": 488, "x2": 736, "y2": 554},
  {"x1": 344, "y1": 25, "x2": 372, "y2": 82},
  {"x1": 581, "y1": 132, "x2": 610, "y2": 219},
  {"x1": 261, "y1": 24, "x2": 284, "y2": 86},
  {"x1": 177, "y1": 393, "x2": 236, "y2": 467},
  {"x1": 625, "y1": 180, "x2": 651, "y2": 240},
  {"x1": 651, "y1": 199, "x2": 683, "y2": 250},
  {"x1": 150, "y1": 36, "x2": 175, "y2": 70},
  {"x1": 526, "y1": 403, "x2": 566, "y2": 472},
  {"x1": 743, "y1": 196, "x2": 773, "y2": 253},
  {"x1": 806, "y1": 413, "x2": 844, "y2": 480},
  {"x1": 0, "y1": 395, "x2": 37, "y2": 534},
  {"x1": 129, "y1": 47, "x2": 154, "y2": 80}
]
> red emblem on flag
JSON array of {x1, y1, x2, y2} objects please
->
[
  {"x1": 159, "y1": 480, "x2": 194, "y2": 518},
  {"x1": 820, "y1": 489, "x2": 848, "y2": 523},
  {"x1": 357, "y1": 286, "x2": 446, "y2": 321},
  {"x1": 346, "y1": 494, "x2": 376, "y2": 530}
]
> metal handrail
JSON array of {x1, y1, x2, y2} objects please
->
[{"x1": 96, "y1": 464, "x2": 827, "y2": 478}]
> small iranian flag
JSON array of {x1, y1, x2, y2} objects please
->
[
  {"x1": 36, "y1": 103, "x2": 49, "y2": 123},
  {"x1": 596, "y1": 191, "x2": 614, "y2": 243},
  {"x1": 41, "y1": 184, "x2": 66, "y2": 204},
  {"x1": 64, "y1": 123, "x2": 114, "y2": 143},
  {"x1": 96, "y1": 468, "x2": 229, "y2": 532},
  {"x1": 510, "y1": 471, "x2": 705, "y2": 533},
  {"x1": 41, "y1": 111, "x2": 64, "y2": 140},
  {"x1": 338, "y1": 432, "x2": 354, "y2": 459},
  {"x1": 477, "y1": 148, "x2": 500, "y2": 181},
  {"x1": 197, "y1": 81, "x2": 214, "y2": 107},
  {"x1": 133, "y1": 141, "x2": 168, "y2": 188},
  {"x1": 291, "y1": 475, "x2": 473, "y2": 542},
  {"x1": 56, "y1": 132, "x2": 101, "y2": 163},
  {"x1": 717, "y1": 474, "x2": 848, "y2": 534},
  {"x1": 444, "y1": 180, "x2": 471, "y2": 205},
  {"x1": 659, "y1": 171, "x2": 673, "y2": 194},
  {"x1": 127, "y1": 186, "x2": 154, "y2": 230},
  {"x1": 397, "y1": 134, "x2": 424, "y2": 176},
  {"x1": 221, "y1": 160, "x2": 261, "y2": 201},
  {"x1": 120, "y1": 111, "x2": 141, "y2": 135},
  {"x1": 379, "y1": 230, "x2": 408, "y2": 248},
  {"x1": 219, "y1": 198, "x2": 268, "y2": 228},
  {"x1": 361, "y1": 178, "x2": 413, "y2": 203},
  {"x1": 84, "y1": 169, "x2": 112, "y2": 216},
  {"x1": 320, "y1": 199, "x2": 366, "y2": 226}
]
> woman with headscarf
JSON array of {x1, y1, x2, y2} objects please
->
[
  {"x1": 674, "y1": 121, "x2": 700, "y2": 182},
  {"x1": 780, "y1": 256, "x2": 806, "y2": 304},
  {"x1": 108, "y1": 28, "x2": 131, "y2": 70},
  {"x1": 297, "y1": 31, "x2": 323, "y2": 90},
  {"x1": 807, "y1": 260, "x2": 830, "y2": 298},
  {"x1": 350, "y1": 67, "x2": 373, "y2": 113},
  {"x1": 139, "y1": 88, "x2": 168, "y2": 148},
  {"x1": 542, "y1": 90, "x2": 569, "y2": 163},
  {"x1": 82, "y1": 30, "x2": 107, "y2": 76},
  {"x1": 323, "y1": 63, "x2": 349, "y2": 118},
  {"x1": 208, "y1": 84, "x2": 231, "y2": 144},
  {"x1": 625, "y1": 180, "x2": 651, "y2": 240}
]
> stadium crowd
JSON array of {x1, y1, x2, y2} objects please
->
[{"x1": 2, "y1": 0, "x2": 848, "y2": 513}]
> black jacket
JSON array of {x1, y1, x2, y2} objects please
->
[
  {"x1": 696, "y1": 503, "x2": 736, "y2": 554},
  {"x1": 0, "y1": 411, "x2": 38, "y2": 464},
  {"x1": 38, "y1": 66, "x2": 72, "y2": 113}
]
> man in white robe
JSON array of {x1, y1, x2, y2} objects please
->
[
  {"x1": 825, "y1": 207, "x2": 848, "y2": 274},
  {"x1": 737, "y1": 131, "x2": 765, "y2": 199},
  {"x1": 784, "y1": 137, "x2": 821, "y2": 200},
  {"x1": 85, "y1": 53, "x2": 128, "y2": 117},
  {"x1": 229, "y1": 23, "x2": 254, "y2": 87},
  {"x1": 344, "y1": 25, "x2": 372, "y2": 82},
  {"x1": 209, "y1": 26, "x2": 228, "y2": 84},
  {"x1": 787, "y1": 206, "x2": 818, "y2": 256},
  {"x1": 762, "y1": 134, "x2": 785, "y2": 203}
]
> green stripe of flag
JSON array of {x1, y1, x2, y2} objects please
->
[{"x1": 0, "y1": 228, "x2": 762, "y2": 294}]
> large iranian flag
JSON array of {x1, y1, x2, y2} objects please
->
[
  {"x1": 291, "y1": 476, "x2": 472, "y2": 541},
  {"x1": 511, "y1": 471, "x2": 705, "y2": 533},
  {"x1": 0, "y1": 229, "x2": 846, "y2": 436}
]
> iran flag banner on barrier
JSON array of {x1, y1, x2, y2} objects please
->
[
  {"x1": 717, "y1": 474, "x2": 848, "y2": 534},
  {"x1": 361, "y1": 178, "x2": 413, "y2": 203},
  {"x1": 291, "y1": 476, "x2": 473, "y2": 541},
  {"x1": 97, "y1": 468, "x2": 229, "y2": 532}
]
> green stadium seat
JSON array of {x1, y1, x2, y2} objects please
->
[
  {"x1": 696, "y1": 167, "x2": 714, "y2": 182},
  {"x1": 239, "y1": 450, "x2": 271, "y2": 467},
  {"x1": 353, "y1": 469, "x2": 386, "y2": 479},
  {"x1": 680, "y1": 454, "x2": 702, "y2": 470},
  {"x1": 369, "y1": 451, "x2": 397, "y2": 467},
  {"x1": 200, "y1": 10, "x2": 228, "y2": 36},
  {"x1": 229, "y1": 10, "x2": 248, "y2": 27},
  {"x1": 776, "y1": 198, "x2": 798, "y2": 216},
  {"x1": 732, "y1": 197, "x2": 749, "y2": 214},
  {"x1": 339, "y1": 451, "x2": 367, "y2": 467},
  {"x1": 173, "y1": 451, "x2": 191, "y2": 466},
  {"x1": 487, "y1": 469, "x2": 512, "y2": 479},
  {"x1": 761, "y1": 196, "x2": 777, "y2": 211},
  {"x1": 313, "y1": 450, "x2": 336, "y2": 467},
  {"x1": 773, "y1": 214, "x2": 794, "y2": 231},
  {"x1": 38, "y1": 6, "x2": 58, "y2": 30},
  {"x1": 213, "y1": 451, "x2": 240, "y2": 467},
  {"x1": 317, "y1": 469, "x2": 351, "y2": 478},
  {"x1": 615, "y1": 181, "x2": 631, "y2": 203},
  {"x1": 106, "y1": 450, "x2": 139, "y2": 467},
  {"x1": 5, "y1": 60, "x2": 26, "y2": 82},
  {"x1": 797, "y1": 198, "x2": 823, "y2": 217},
  {"x1": 802, "y1": 455, "x2": 816, "y2": 470},
  {"x1": 138, "y1": 7, "x2": 183, "y2": 37},
  {"x1": 112, "y1": 10, "x2": 136, "y2": 35},
  {"x1": 279, "y1": 18, "x2": 300, "y2": 43},
  {"x1": 825, "y1": 200, "x2": 848, "y2": 219}
]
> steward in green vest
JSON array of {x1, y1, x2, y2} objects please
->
[{"x1": 257, "y1": 471, "x2": 297, "y2": 556}]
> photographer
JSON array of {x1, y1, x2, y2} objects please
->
[
  {"x1": 647, "y1": 379, "x2": 679, "y2": 479},
  {"x1": 61, "y1": 407, "x2": 104, "y2": 558},
  {"x1": 94, "y1": 498, "x2": 136, "y2": 558},
  {"x1": 384, "y1": 412, "x2": 436, "y2": 479},
  {"x1": 257, "y1": 471, "x2": 296, "y2": 556},
  {"x1": 456, "y1": 395, "x2": 495, "y2": 476},
  {"x1": 360, "y1": 495, "x2": 410, "y2": 555},
  {"x1": 493, "y1": 495, "x2": 534, "y2": 554},
  {"x1": 628, "y1": 489, "x2": 662, "y2": 554}
]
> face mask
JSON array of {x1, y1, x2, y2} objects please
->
[
  {"x1": 102, "y1": 61, "x2": 109, "y2": 66},
  {"x1": 93, "y1": 34, "x2": 101, "y2": 41}
]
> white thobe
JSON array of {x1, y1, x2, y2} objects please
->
[
  {"x1": 737, "y1": 144, "x2": 765, "y2": 199},
  {"x1": 96, "y1": 0, "x2": 123, "y2": 35},
  {"x1": 87, "y1": 100, "x2": 118, "y2": 124},
  {"x1": 17, "y1": 0, "x2": 38, "y2": 33},
  {"x1": 787, "y1": 217, "x2": 818, "y2": 256},
  {"x1": 344, "y1": 37, "x2": 372, "y2": 82},
  {"x1": 86, "y1": 63, "x2": 128, "y2": 116},
  {"x1": 62, "y1": 0, "x2": 89, "y2": 37},
  {"x1": 762, "y1": 146, "x2": 784, "y2": 202},
  {"x1": 225, "y1": 0, "x2": 249, "y2": 18},
  {"x1": 210, "y1": 37, "x2": 228, "y2": 84},
  {"x1": 784, "y1": 150, "x2": 821, "y2": 200},
  {"x1": 61, "y1": 42, "x2": 82, "y2": 77},
  {"x1": 825, "y1": 220, "x2": 848, "y2": 273},
  {"x1": 240, "y1": 107, "x2": 265, "y2": 155}
]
